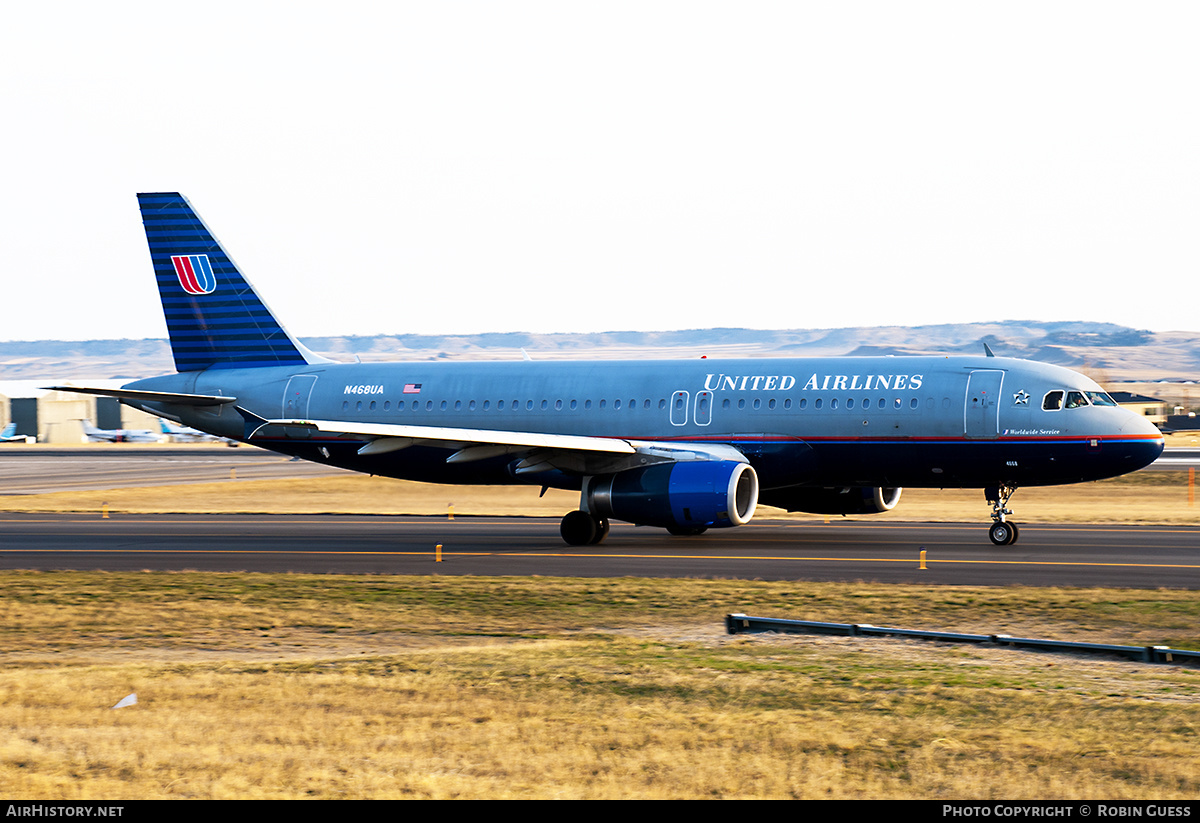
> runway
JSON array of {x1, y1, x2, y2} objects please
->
[{"x1": 2, "y1": 513, "x2": 1198, "y2": 587}]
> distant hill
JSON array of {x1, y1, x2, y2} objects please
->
[{"x1": 2, "y1": 321, "x2": 1198, "y2": 383}]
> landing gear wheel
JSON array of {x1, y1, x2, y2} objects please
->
[
  {"x1": 560, "y1": 510, "x2": 597, "y2": 546},
  {"x1": 985, "y1": 485, "x2": 1020, "y2": 546},
  {"x1": 988, "y1": 521, "x2": 1019, "y2": 546}
]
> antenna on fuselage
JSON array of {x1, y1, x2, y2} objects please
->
[{"x1": 983, "y1": 342, "x2": 995, "y2": 357}]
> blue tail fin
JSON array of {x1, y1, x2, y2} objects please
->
[{"x1": 137, "y1": 192, "x2": 325, "y2": 372}]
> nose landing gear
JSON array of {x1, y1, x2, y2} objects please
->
[{"x1": 985, "y1": 485, "x2": 1019, "y2": 546}]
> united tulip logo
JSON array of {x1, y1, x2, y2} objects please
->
[{"x1": 171, "y1": 254, "x2": 216, "y2": 295}]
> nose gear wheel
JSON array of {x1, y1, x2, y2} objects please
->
[{"x1": 985, "y1": 485, "x2": 1019, "y2": 546}]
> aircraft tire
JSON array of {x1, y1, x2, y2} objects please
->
[
  {"x1": 988, "y1": 521, "x2": 1017, "y2": 546},
  {"x1": 561, "y1": 510, "x2": 598, "y2": 546}
]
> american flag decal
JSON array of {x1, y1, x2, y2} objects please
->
[
  {"x1": 171, "y1": 254, "x2": 217, "y2": 295},
  {"x1": 403, "y1": 383, "x2": 422, "y2": 394}
]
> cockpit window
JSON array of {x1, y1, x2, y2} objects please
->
[
  {"x1": 1065, "y1": 391, "x2": 1090, "y2": 409},
  {"x1": 1045, "y1": 389, "x2": 1111, "y2": 411}
]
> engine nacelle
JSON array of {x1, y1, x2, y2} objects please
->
[
  {"x1": 760, "y1": 486, "x2": 902, "y2": 515},
  {"x1": 587, "y1": 461, "x2": 759, "y2": 530}
]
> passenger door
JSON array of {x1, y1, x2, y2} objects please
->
[{"x1": 964, "y1": 370, "x2": 1004, "y2": 439}]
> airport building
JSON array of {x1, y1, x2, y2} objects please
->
[{"x1": 0, "y1": 381, "x2": 161, "y2": 443}]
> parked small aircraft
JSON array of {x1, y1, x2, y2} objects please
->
[
  {"x1": 0, "y1": 423, "x2": 30, "y2": 443},
  {"x1": 159, "y1": 418, "x2": 225, "y2": 443},
  {"x1": 80, "y1": 419, "x2": 160, "y2": 443}
]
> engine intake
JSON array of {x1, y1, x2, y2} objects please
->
[{"x1": 587, "y1": 461, "x2": 759, "y2": 529}]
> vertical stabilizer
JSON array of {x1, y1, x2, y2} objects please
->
[{"x1": 137, "y1": 192, "x2": 326, "y2": 372}]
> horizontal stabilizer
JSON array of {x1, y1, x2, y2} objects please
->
[{"x1": 44, "y1": 386, "x2": 238, "y2": 406}]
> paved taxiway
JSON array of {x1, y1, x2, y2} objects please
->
[
  {"x1": 2, "y1": 513, "x2": 1198, "y2": 587},
  {"x1": 0, "y1": 446, "x2": 348, "y2": 494}
]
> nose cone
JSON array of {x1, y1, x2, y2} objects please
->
[{"x1": 1120, "y1": 412, "x2": 1165, "y2": 472}]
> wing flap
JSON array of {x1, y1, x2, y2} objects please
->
[{"x1": 248, "y1": 418, "x2": 752, "y2": 477}]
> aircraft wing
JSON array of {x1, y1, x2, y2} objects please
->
[{"x1": 249, "y1": 416, "x2": 748, "y2": 475}]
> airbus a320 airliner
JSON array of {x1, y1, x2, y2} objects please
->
[{"x1": 53, "y1": 193, "x2": 1164, "y2": 546}]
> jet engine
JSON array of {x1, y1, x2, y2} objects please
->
[
  {"x1": 760, "y1": 486, "x2": 902, "y2": 515},
  {"x1": 586, "y1": 460, "x2": 759, "y2": 531}
]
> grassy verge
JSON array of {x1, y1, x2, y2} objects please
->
[
  {"x1": 1, "y1": 470, "x2": 1197, "y2": 524},
  {"x1": 3, "y1": 572, "x2": 1200, "y2": 799}
]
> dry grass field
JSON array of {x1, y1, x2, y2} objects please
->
[
  {"x1": 3, "y1": 573, "x2": 1200, "y2": 799},
  {"x1": 1, "y1": 468, "x2": 1196, "y2": 526}
]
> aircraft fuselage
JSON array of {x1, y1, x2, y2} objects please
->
[{"x1": 127, "y1": 354, "x2": 1163, "y2": 493}]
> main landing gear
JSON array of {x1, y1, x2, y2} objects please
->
[
  {"x1": 985, "y1": 485, "x2": 1019, "y2": 546},
  {"x1": 560, "y1": 510, "x2": 610, "y2": 546}
]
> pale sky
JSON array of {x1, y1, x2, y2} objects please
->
[{"x1": 2, "y1": 2, "x2": 1197, "y2": 343}]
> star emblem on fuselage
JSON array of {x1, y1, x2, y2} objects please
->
[{"x1": 1013, "y1": 389, "x2": 1030, "y2": 405}]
